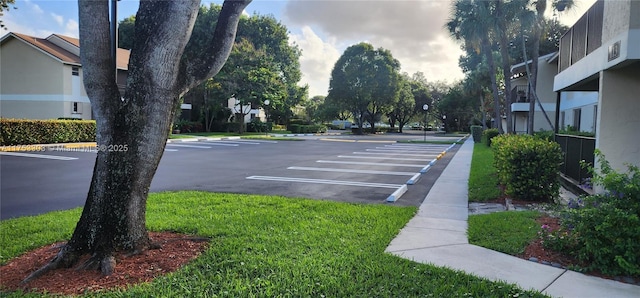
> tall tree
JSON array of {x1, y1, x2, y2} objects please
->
[
  {"x1": 526, "y1": 0, "x2": 574, "y2": 134},
  {"x1": 447, "y1": 0, "x2": 504, "y2": 133},
  {"x1": 217, "y1": 38, "x2": 286, "y2": 133},
  {"x1": 23, "y1": 0, "x2": 252, "y2": 283},
  {"x1": 389, "y1": 75, "x2": 416, "y2": 133},
  {"x1": 327, "y1": 42, "x2": 400, "y2": 134}
]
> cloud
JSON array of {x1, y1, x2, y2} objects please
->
[
  {"x1": 283, "y1": 0, "x2": 465, "y2": 90},
  {"x1": 289, "y1": 26, "x2": 341, "y2": 96},
  {"x1": 64, "y1": 19, "x2": 79, "y2": 38},
  {"x1": 51, "y1": 13, "x2": 64, "y2": 26}
]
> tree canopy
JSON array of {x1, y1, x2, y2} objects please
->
[{"x1": 326, "y1": 42, "x2": 400, "y2": 133}]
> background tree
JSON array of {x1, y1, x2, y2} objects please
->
[
  {"x1": 217, "y1": 38, "x2": 286, "y2": 133},
  {"x1": 23, "y1": 0, "x2": 252, "y2": 283},
  {"x1": 438, "y1": 82, "x2": 478, "y2": 132},
  {"x1": 0, "y1": 0, "x2": 16, "y2": 30},
  {"x1": 119, "y1": 6, "x2": 304, "y2": 128},
  {"x1": 447, "y1": 0, "x2": 504, "y2": 133},
  {"x1": 117, "y1": 16, "x2": 135, "y2": 50},
  {"x1": 327, "y1": 42, "x2": 400, "y2": 134},
  {"x1": 302, "y1": 95, "x2": 325, "y2": 123},
  {"x1": 388, "y1": 75, "x2": 415, "y2": 133}
]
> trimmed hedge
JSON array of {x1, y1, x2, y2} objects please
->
[
  {"x1": 470, "y1": 125, "x2": 483, "y2": 143},
  {"x1": 491, "y1": 134, "x2": 562, "y2": 202},
  {"x1": 289, "y1": 124, "x2": 327, "y2": 134},
  {"x1": 0, "y1": 118, "x2": 96, "y2": 145},
  {"x1": 482, "y1": 128, "x2": 500, "y2": 147}
]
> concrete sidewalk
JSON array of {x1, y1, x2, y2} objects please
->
[{"x1": 385, "y1": 138, "x2": 640, "y2": 297}]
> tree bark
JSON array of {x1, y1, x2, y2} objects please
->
[
  {"x1": 496, "y1": 0, "x2": 513, "y2": 133},
  {"x1": 528, "y1": 0, "x2": 546, "y2": 134},
  {"x1": 23, "y1": 0, "x2": 251, "y2": 283},
  {"x1": 483, "y1": 39, "x2": 504, "y2": 134}
]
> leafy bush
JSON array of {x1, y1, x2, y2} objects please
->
[
  {"x1": 0, "y1": 118, "x2": 96, "y2": 145},
  {"x1": 482, "y1": 128, "x2": 499, "y2": 147},
  {"x1": 174, "y1": 120, "x2": 203, "y2": 133},
  {"x1": 470, "y1": 125, "x2": 483, "y2": 143},
  {"x1": 246, "y1": 119, "x2": 272, "y2": 133},
  {"x1": 289, "y1": 124, "x2": 327, "y2": 134},
  {"x1": 491, "y1": 134, "x2": 562, "y2": 202},
  {"x1": 534, "y1": 130, "x2": 555, "y2": 142},
  {"x1": 545, "y1": 151, "x2": 640, "y2": 276}
]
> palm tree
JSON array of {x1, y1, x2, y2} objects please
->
[{"x1": 447, "y1": 0, "x2": 504, "y2": 133}]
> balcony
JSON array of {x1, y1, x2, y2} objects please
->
[{"x1": 558, "y1": 0, "x2": 604, "y2": 73}]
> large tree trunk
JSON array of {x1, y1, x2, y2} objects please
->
[
  {"x1": 23, "y1": 0, "x2": 251, "y2": 283},
  {"x1": 496, "y1": 0, "x2": 513, "y2": 134},
  {"x1": 482, "y1": 39, "x2": 504, "y2": 134},
  {"x1": 528, "y1": 0, "x2": 546, "y2": 134}
]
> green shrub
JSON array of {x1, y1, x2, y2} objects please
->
[
  {"x1": 0, "y1": 118, "x2": 96, "y2": 145},
  {"x1": 246, "y1": 119, "x2": 272, "y2": 133},
  {"x1": 470, "y1": 125, "x2": 483, "y2": 143},
  {"x1": 174, "y1": 120, "x2": 203, "y2": 133},
  {"x1": 491, "y1": 134, "x2": 562, "y2": 202},
  {"x1": 482, "y1": 128, "x2": 500, "y2": 147},
  {"x1": 544, "y1": 151, "x2": 640, "y2": 276},
  {"x1": 534, "y1": 130, "x2": 555, "y2": 142},
  {"x1": 289, "y1": 124, "x2": 326, "y2": 134}
]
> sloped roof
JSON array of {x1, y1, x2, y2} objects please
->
[
  {"x1": 1, "y1": 32, "x2": 129, "y2": 70},
  {"x1": 8, "y1": 32, "x2": 81, "y2": 65}
]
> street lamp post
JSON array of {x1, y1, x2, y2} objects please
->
[
  {"x1": 422, "y1": 104, "x2": 429, "y2": 142},
  {"x1": 264, "y1": 100, "x2": 270, "y2": 137},
  {"x1": 442, "y1": 115, "x2": 446, "y2": 132}
]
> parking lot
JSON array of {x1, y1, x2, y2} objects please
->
[{"x1": 0, "y1": 134, "x2": 463, "y2": 219}]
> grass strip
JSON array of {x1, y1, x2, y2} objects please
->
[
  {"x1": 1, "y1": 192, "x2": 547, "y2": 297},
  {"x1": 468, "y1": 142, "x2": 501, "y2": 201},
  {"x1": 468, "y1": 211, "x2": 541, "y2": 255}
]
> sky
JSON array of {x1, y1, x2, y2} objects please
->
[{"x1": 2, "y1": 0, "x2": 596, "y2": 97}]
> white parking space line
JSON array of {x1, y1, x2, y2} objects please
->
[
  {"x1": 384, "y1": 144, "x2": 449, "y2": 148},
  {"x1": 375, "y1": 146, "x2": 447, "y2": 151},
  {"x1": 287, "y1": 166, "x2": 416, "y2": 176},
  {"x1": 353, "y1": 152, "x2": 439, "y2": 158},
  {"x1": 316, "y1": 160, "x2": 426, "y2": 168},
  {"x1": 0, "y1": 152, "x2": 78, "y2": 160},
  {"x1": 200, "y1": 141, "x2": 262, "y2": 145},
  {"x1": 246, "y1": 176, "x2": 402, "y2": 189},
  {"x1": 337, "y1": 155, "x2": 428, "y2": 162},
  {"x1": 166, "y1": 144, "x2": 215, "y2": 149},
  {"x1": 164, "y1": 149, "x2": 179, "y2": 152},
  {"x1": 366, "y1": 148, "x2": 445, "y2": 153}
]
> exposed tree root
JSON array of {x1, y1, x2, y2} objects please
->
[{"x1": 21, "y1": 244, "x2": 79, "y2": 285}]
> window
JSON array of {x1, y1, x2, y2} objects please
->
[
  {"x1": 593, "y1": 105, "x2": 598, "y2": 133},
  {"x1": 72, "y1": 67, "x2": 79, "y2": 76},
  {"x1": 72, "y1": 102, "x2": 82, "y2": 113},
  {"x1": 560, "y1": 111, "x2": 565, "y2": 130},
  {"x1": 250, "y1": 113, "x2": 256, "y2": 120},
  {"x1": 573, "y1": 109, "x2": 581, "y2": 131}
]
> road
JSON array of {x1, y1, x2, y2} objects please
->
[{"x1": 0, "y1": 132, "x2": 463, "y2": 220}]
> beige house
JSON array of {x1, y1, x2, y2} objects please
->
[
  {"x1": 510, "y1": 52, "x2": 598, "y2": 135},
  {"x1": 554, "y1": 0, "x2": 640, "y2": 173},
  {"x1": 509, "y1": 52, "x2": 558, "y2": 134},
  {"x1": 0, "y1": 32, "x2": 129, "y2": 120}
]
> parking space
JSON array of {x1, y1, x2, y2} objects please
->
[{"x1": 1, "y1": 136, "x2": 463, "y2": 219}]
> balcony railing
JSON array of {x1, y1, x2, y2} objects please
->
[
  {"x1": 511, "y1": 85, "x2": 530, "y2": 103},
  {"x1": 558, "y1": 0, "x2": 604, "y2": 72},
  {"x1": 555, "y1": 134, "x2": 595, "y2": 184}
]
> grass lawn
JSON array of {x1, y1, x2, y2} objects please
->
[
  {"x1": 468, "y1": 211, "x2": 541, "y2": 255},
  {"x1": 0, "y1": 192, "x2": 546, "y2": 297},
  {"x1": 468, "y1": 142, "x2": 501, "y2": 201}
]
